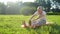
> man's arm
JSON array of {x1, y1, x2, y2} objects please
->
[
  {"x1": 29, "y1": 14, "x2": 36, "y2": 20},
  {"x1": 29, "y1": 11, "x2": 37, "y2": 20},
  {"x1": 29, "y1": 12, "x2": 37, "y2": 26}
]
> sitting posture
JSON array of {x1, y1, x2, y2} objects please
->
[{"x1": 21, "y1": 6, "x2": 50, "y2": 28}]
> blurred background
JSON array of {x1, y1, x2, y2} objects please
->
[
  {"x1": 0, "y1": 0, "x2": 60, "y2": 15},
  {"x1": 0, "y1": 0, "x2": 60, "y2": 34}
]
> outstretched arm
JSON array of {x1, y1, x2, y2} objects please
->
[
  {"x1": 29, "y1": 12, "x2": 37, "y2": 20},
  {"x1": 29, "y1": 13, "x2": 36, "y2": 26},
  {"x1": 30, "y1": 14, "x2": 35, "y2": 20}
]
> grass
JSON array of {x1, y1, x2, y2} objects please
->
[{"x1": 0, "y1": 15, "x2": 60, "y2": 34}]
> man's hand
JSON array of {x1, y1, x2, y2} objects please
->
[{"x1": 29, "y1": 19, "x2": 31, "y2": 26}]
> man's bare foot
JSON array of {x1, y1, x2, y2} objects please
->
[{"x1": 21, "y1": 20, "x2": 27, "y2": 28}]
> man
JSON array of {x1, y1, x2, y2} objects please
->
[{"x1": 21, "y1": 6, "x2": 46, "y2": 28}]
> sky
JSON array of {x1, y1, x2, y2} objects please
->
[
  {"x1": 0, "y1": 0, "x2": 35, "y2": 3},
  {"x1": 0, "y1": 0, "x2": 35, "y2": 5}
]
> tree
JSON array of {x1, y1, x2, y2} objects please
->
[
  {"x1": 20, "y1": 6, "x2": 36, "y2": 15},
  {"x1": 0, "y1": 3, "x2": 7, "y2": 14},
  {"x1": 6, "y1": 2, "x2": 21, "y2": 14},
  {"x1": 53, "y1": 0, "x2": 60, "y2": 3},
  {"x1": 35, "y1": 0, "x2": 51, "y2": 12},
  {"x1": 20, "y1": 2, "x2": 38, "y2": 15},
  {"x1": 21, "y1": 2, "x2": 38, "y2": 8}
]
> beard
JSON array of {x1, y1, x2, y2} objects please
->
[{"x1": 38, "y1": 11, "x2": 42, "y2": 14}]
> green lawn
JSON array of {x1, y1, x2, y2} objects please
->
[{"x1": 0, "y1": 15, "x2": 60, "y2": 34}]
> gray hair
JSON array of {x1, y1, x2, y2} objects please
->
[{"x1": 37, "y1": 6, "x2": 43, "y2": 10}]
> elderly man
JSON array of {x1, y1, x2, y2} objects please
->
[{"x1": 21, "y1": 6, "x2": 47, "y2": 28}]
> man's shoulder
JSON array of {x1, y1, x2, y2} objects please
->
[{"x1": 43, "y1": 11, "x2": 46, "y2": 15}]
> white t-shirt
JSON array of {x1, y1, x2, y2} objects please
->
[{"x1": 32, "y1": 11, "x2": 46, "y2": 21}]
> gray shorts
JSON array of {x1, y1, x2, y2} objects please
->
[
  {"x1": 37, "y1": 20, "x2": 46, "y2": 26},
  {"x1": 31, "y1": 20, "x2": 46, "y2": 26}
]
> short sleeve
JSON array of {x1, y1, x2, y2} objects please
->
[{"x1": 42, "y1": 11, "x2": 46, "y2": 15}]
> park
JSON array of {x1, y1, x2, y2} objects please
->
[{"x1": 0, "y1": 0, "x2": 60, "y2": 34}]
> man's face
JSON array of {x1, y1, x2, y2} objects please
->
[{"x1": 37, "y1": 9, "x2": 42, "y2": 14}]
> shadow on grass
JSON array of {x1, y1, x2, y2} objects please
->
[
  {"x1": 26, "y1": 24, "x2": 60, "y2": 34},
  {"x1": 49, "y1": 24, "x2": 60, "y2": 34}
]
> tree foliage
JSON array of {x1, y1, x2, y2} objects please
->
[
  {"x1": 0, "y1": 3, "x2": 7, "y2": 14},
  {"x1": 0, "y1": 0, "x2": 60, "y2": 15},
  {"x1": 53, "y1": 0, "x2": 60, "y2": 3},
  {"x1": 35, "y1": 0, "x2": 51, "y2": 12},
  {"x1": 20, "y1": 6, "x2": 36, "y2": 15}
]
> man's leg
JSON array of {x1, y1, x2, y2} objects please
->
[
  {"x1": 21, "y1": 20, "x2": 37, "y2": 28},
  {"x1": 21, "y1": 20, "x2": 32, "y2": 28}
]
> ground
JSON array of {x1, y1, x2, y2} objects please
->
[{"x1": 0, "y1": 15, "x2": 60, "y2": 34}]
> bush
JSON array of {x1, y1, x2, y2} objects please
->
[
  {"x1": 47, "y1": 12, "x2": 60, "y2": 15},
  {"x1": 20, "y1": 6, "x2": 36, "y2": 15}
]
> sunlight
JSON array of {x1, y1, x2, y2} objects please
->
[
  {"x1": 0, "y1": 0, "x2": 35, "y2": 3},
  {"x1": 0, "y1": 0, "x2": 18, "y2": 2},
  {"x1": 0, "y1": 0, "x2": 34, "y2": 5}
]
